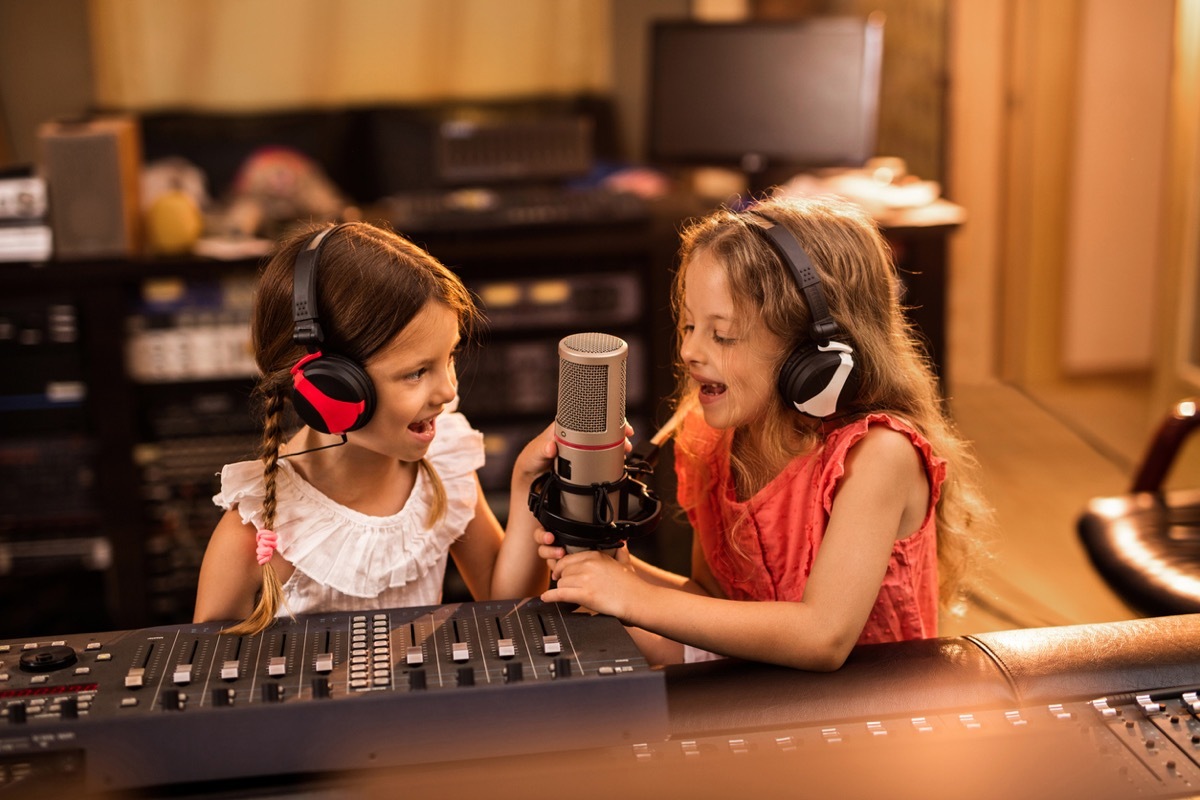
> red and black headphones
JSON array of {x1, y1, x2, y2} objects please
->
[{"x1": 289, "y1": 224, "x2": 377, "y2": 435}]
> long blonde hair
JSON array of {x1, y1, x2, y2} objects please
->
[
  {"x1": 222, "y1": 221, "x2": 482, "y2": 636},
  {"x1": 670, "y1": 196, "x2": 991, "y2": 608}
]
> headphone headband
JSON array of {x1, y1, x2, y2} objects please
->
[
  {"x1": 293, "y1": 224, "x2": 348, "y2": 350},
  {"x1": 745, "y1": 209, "x2": 858, "y2": 418},
  {"x1": 748, "y1": 212, "x2": 839, "y2": 343}
]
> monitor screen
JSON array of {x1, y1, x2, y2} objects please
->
[{"x1": 648, "y1": 16, "x2": 884, "y2": 176}]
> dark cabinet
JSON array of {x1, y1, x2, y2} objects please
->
[{"x1": 0, "y1": 213, "x2": 673, "y2": 633}]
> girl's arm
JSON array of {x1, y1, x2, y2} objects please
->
[
  {"x1": 490, "y1": 429, "x2": 555, "y2": 599},
  {"x1": 543, "y1": 426, "x2": 928, "y2": 671},
  {"x1": 452, "y1": 426, "x2": 556, "y2": 601},
  {"x1": 194, "y1": 509, "x2": 266, "y2": 623},
  {"x1": 448, "y1": 478, "x2": 506, "y2": 600}
]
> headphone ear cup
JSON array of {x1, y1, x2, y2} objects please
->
[
  {"x1": 291, "y1": 353, "x2": 377, "y2": 434},
  {"x1": 778, "y1": 342, "x2": 859, "y2": 418}
]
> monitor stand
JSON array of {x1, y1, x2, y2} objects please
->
[{"x1": 740, "y1": 153, "x2": 797, "y2": 199}]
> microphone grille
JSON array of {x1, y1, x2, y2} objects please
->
[
  {"x1": 557, "y1": 333, "x2": 627, "y2": 434},
  {"x1": 562, "y1": 332, "x2": 625, "y2": 354}
]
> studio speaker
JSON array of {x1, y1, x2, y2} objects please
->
[{"x1": 38, "y1": 115, "x2": 142, "y2": 260}]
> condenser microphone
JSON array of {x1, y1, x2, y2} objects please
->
[
  {"x1": 528, "y1": 332, "x2": 661, "y2": 553},
  {"x1": 554, "y1": 332, "x2": 628, "y2": 540}
]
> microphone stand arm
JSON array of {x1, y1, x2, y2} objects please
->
[{"x1": 627, "y1": 395, "x2": 698, "y2": 469}]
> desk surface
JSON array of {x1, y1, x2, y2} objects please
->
[{"x1": 871, "y1": 197, "x2": 967, "y2": 230}]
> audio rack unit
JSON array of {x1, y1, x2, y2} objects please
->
[
  {"x1": 0, "y1": 172, "x2": 51, "y2": 263},
  {"x1": 0, "y1": 598, "x2": 666, "y2": 794}
]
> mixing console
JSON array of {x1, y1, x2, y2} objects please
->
[
  {"x1": 0, "y1": 598, "x2": 667, "y2": 794},
  {"x1": 599, "y1": 684, "x2": 1200, "y2": 799},
  {"x1": 376, "y1": 682, "x2": 1200, "y2": 800},
  {"x1": 4, "y1": 601, "x2": 1199, "y2": 799}
]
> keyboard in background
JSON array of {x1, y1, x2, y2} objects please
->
[{"x1": 381, "y1": 185, "x2": 650, "y2": 234}]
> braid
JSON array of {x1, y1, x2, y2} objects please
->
[
  {"x1": 259, "y1": 386, "x2": 286, "y2": 530},
  {"x1": 221, "y1": 383, "x2": 289, "y2": 636}
]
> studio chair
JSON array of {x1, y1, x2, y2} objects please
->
[{"x1": 1077, "y1": 398, "x2": 1200, "y2": 615}]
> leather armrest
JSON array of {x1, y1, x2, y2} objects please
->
[{"x1": 967, "y1": 613, "x2": 1200, "y2": 704}]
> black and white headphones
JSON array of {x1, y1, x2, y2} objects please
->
[
  {"x1": 748, "y1": 212, "x2": 860, "y2": 418},
  {"x1": 289, "y1": 224, "x2": 377, "y2": 435}
]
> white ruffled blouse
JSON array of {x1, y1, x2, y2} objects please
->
[{"x1": 213, "y1": 409, "x2": 485, "y2": 616}]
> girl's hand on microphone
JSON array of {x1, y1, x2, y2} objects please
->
[
  {"x1": 526, "y1": 419, "x2": 635, "y2": 574},
  {"x1": 542, "y1": 546, "x2": 644, "y2": 623},
  {"x1": 535, "y1": 529, "x2": 565, "y2": 571},
  {"x1": 511, "y1": 423, "x2": 557, "y2": 490}
]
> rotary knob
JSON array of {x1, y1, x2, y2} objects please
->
[{"x1": 19, "y1": 645, "x2": 77, "y2": 673}]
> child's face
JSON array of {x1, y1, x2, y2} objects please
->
[
  {"x1": 679, "y1": 250, "x2": 784, "y2": 430},
  {"x1": 358, "y1": 300, "x2": 461, "y2": 462}
]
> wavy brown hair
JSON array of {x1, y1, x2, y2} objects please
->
[
  {"x1": 669, "y1": 196, "x2": 991, "y2": 608},
  {"x1": 223, "y1": 221, "x2": 482, "y2": 636}
]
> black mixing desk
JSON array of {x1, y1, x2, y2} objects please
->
[
  {"x1": 2, "y1": 605, "x2": 1199, "y2": 799},
  {"x1": 0, "y1": 599, "x2": 666, "y2": 796}
]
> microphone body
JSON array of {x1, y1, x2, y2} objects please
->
[
  {"x1": 529, "y1": 332, "x2": 660, "y2": 553},
  {"x1": 554, "y1": 333, "x2": 628, "y2": 550}
]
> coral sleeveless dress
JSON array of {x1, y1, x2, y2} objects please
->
[{"x1": 675, "y1": 410, "x2": 946, "y2": 649}]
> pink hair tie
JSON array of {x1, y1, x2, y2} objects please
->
[{"x1": 255, "y1": 529, "x2": 278, "y2": 566}]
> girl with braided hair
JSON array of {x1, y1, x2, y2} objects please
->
[{"x1": 194, "y1": 221, "x2": 553, "y2": 634}]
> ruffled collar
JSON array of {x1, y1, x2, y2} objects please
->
[{"x1": 214, "y1": 410, "x2": 483, "y2": 598}]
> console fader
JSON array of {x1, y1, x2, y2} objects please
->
[{"x1": 0, "y1": 599, "x2": 668, "y2": 794}]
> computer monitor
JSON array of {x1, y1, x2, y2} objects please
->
[{"x1": 648, "y1": 16, "x2": 884, "y2": 189}]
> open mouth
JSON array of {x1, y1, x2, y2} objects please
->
[
  {"x1": 700, "y1": 382, "x2": 727, "y2": 396},
  {"x1": 408, "y1": 416, "x2": 437, "y2": 435}
]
